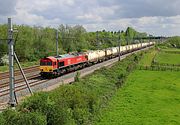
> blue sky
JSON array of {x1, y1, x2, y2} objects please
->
[{"x1": 0, "y1": 0, "x2": 180, "y2": 36}]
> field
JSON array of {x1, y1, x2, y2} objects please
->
[
  {"x1": 95, "y1": 70, "x2": 180, "y2": 125},
  {"x1": 155, "y1": 52, "x2": 180, "y2": 65},
  {"x1": 95, "y1": 47, "x2": 180, "y2": 125}
]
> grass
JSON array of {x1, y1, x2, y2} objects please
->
[
  {"x1": 155, "y1": 52, "x2": 180, "y2": 65},
  {"x1": 95, "y1": 47, "x2": 180, "y2": 125},
  {"x1": 138, "y1": 48, "x2": 157, "y2": 66},
  {"x1": 0, "y1": 61, "x2": 39, "y2": 72},
  {"x1": 95, "y1": 70, "x2": 180, "y2": 125},
  {"x1": 161, "y1": 48, "x2": 180, "y2": 52}
]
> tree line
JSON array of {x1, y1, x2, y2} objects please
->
[{"x1": 0, "y1": 24, "x2": 148, "y2": 65}]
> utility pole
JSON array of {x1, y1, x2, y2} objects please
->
[
  {"x1": 96, "y1": 31, "x2": 99, "y2": 49},
  {"x1": 148, "y1": 38, "x2": 150, "y2": 46},
  {"x1": 126, "y1": 37, "x2": 128, "y2": 51},
  {"x1": 118, "y1": 31, "x2": 121, "y2": 61},
  {"x1": 56, "y1": 30, "x2": 59, "y2": 56},
  {"x1": 7, "y1": 18, "x2": 32, "y2": 107},
  {"x1": 8, "y1": 18, "x2": 16, "y2": 106}
]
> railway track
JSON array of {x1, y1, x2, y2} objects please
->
[
  {"x1": 0, "y1": 66, "x2": 39, "y2": 80},
  {"x1": 0, "y1": 79, "x2": 49, "y2": 97},
  {"x1": 0, "y1": 46, "x2": 153, "y2": 106},
  {"x1": 0, "y1": 74, "x2": 40, "y2": 89}
]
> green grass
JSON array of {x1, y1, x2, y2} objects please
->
[
  {"x1": 95, "y1": 70, "x2": 180, "y2": 125},
  {"x1": 161, "y1": 48, "x2": 180, "y2": 52},
  {"x1": 139, "y1": 48, "x2": 157, "y2": 66},
  {"x1": 0, "y1": 61, "x2": 39, "y2": 72},
  {"x1": 155, "y1": 52, "x2": 180, "y2": 65}
]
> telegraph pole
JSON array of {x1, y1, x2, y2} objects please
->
[
  {"x1": 126, "y1": 37, "x2": 128, "y2": 51},
  {"x1": 118, "y1": 31, "x2": 121, "y2": 61},
  {"x1": 8, "y1": 18, "x2": 16, "y2": 106},
  {"x1": 96, "y1": 31, "x2": 99, "y2": 48},
  {"x1": 56, "y1": 30, "x2": 59, "y2": 56}
]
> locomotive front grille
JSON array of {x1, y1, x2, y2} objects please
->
[{"x1": 40, "y1": 66, "x2": 53, "y2": 72}]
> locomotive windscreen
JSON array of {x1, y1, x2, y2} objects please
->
[{"x1": 58, "y1": 61, "x2": 64, "y2": 67}]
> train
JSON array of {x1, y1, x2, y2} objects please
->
[{"x1": 40, "y1": 42, "x2": 155, "y2": 77}]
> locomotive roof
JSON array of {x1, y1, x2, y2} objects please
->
[
  {"x1": 55, "y1": 53, "x2": 84, "y2": 59},
  {"x1": 55, "y1": 54, "x2": 74, "y2": 59},
  {"x1": 42, "y1": 53, "x2": 85, "y2": 61}
]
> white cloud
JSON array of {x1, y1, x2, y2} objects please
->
[
  {"x1": 76, "y1": 14, "x2": 102, "y2": 22},
  {"x1": 0, "y1": 0, "x2": 180, "y2": 36},
  {"x1": 83, "y1": 15, "x2": 180, "y2": 36}
]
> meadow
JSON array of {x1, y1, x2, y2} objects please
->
[
  {"x1": 155, "y1": 51, "x2": 180, "y2": 65},
  {"x1": 95, "y1": 70, "x2": 180, "y2": 125},
  {"x1": 95, "y1": 47, "x2": 180, "y2": 125}
]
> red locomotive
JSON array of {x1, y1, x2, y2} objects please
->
[{"x1": 40, "y1": 53, "x2": 87, "y2": 77}]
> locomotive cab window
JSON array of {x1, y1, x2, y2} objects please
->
[
  {"x1": 47, "y1": 62, "x2": 52, "y2": 66},
  {"x1": 40, "y1": 62, "x2": 46, "y2": 66},
  {"x1": 58, "y1": 61, "x2": 64, "y2": 67},
  {"x1": 40, "y1": 61, "x2": 52, "y2": 66}
]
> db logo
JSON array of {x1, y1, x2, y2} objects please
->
[{"x1": 68, "y1": 59, "x2": 71, "y2": 64}]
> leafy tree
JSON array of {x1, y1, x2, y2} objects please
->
[{"x1": 0, "y1": 24, "x2": 148, "y2": 64}]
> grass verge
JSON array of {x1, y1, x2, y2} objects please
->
[{"x1": 138, "y1": 48, "x2": 157, "y2": 66}]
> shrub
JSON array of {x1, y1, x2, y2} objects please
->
[
  {"x1": 0, "y1": 54, "x2": 9, "y2": 65},
  {"x1": 2, "y1": 109, "x2": 46, "y2": 125},
  {"x1": 19, "y1": 92, "x2": 71, "y2": 125},
  {"x1": 75, "y1": 72, "x2": 80, "y2": 82},
  {"x1": 50, "y1": 85, "x2": 93, "y2": 124},
  {"x1": 0, "y1": 114, "x2": 5, "y2": 125}
]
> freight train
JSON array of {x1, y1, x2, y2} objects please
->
[{"x1": 40, "y1": 42, "x2": 155, "y2": 77}]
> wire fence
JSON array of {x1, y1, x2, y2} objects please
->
[
  {"x1": 138, "y1": 65, "x2": 180, "y2": 72},
  {"x1": 152, "y1": 62, "x2": 180, "y2": 67},
  {"x1": 161, "y1": 51, "x2": 180, "y2": 54}
]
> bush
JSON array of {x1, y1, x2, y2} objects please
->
[
  {"x1": 0, "y1": 114, "x2": 5, "y2": 125},
  {"x1": 115, "y1": 73, "x2": 126, "y2": 88},
  {"x1": 50, "y1": 85, "x2": 94, "y2": 124},
  {"x1": 2, "y1": 109, "x2": 46, "y2": 125},
  {"x1": 19, "y1": 92, "x2": 71, "y2": 125},
  {"x1": 75, "y1": 72, "x2": 80, "y2": 82},
  {"x1": 162, "y1": 36, "x2": 180, "y2": 48},
  {"x1": 0, "y1": 54, "x2": 9, "y2": 65}
]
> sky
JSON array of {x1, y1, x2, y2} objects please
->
[{"x1": 0, "y1": 0, "x2": 180, "y2": 36}]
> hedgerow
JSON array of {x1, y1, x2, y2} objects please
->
[{"x1": 0, "y1": 109, "x2": 46, "y2": 125}]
